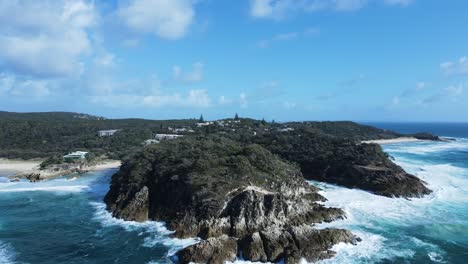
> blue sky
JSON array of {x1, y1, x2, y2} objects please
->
[{"x1": 0, "y1": 0, "x2": 467, "y2": 122}]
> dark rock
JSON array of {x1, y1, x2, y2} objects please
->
[
  {"x1": 26, "y1": 173, "x2": 41, "y2": 182},
  {"x1": 410, "y1": 132, "x2": 441, "y2": 141},
  {"x1": 176, "y1": 235, "x2": 237, "y2": 264},
  {"x1": 238, "y1": 226, "x2": 359, "y2": 264},
  {"x1": 299, "y1": 143, "x2": 432, "y2": 198}
]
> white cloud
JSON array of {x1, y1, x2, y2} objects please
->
[
  {"x1": 118, "y1": 0, "x2": 195, "y2": 40},
  {"x1": 0, "y1": 0, "x2": 97, "y2": 77},
  {"x1": 90, "y1": 89, "x2": 211, "y2": 108},
  {"x1": 0, "y1": 73, "x2": 51, "y2": 97},
  {"x1": 384, "y1": 0, "x2": 413, "y2": 6},
  {"x1": 218, "y1": 95, "x2": 233, "y2": 105},
  {"x1": 173, "y1": 62, "x2": 204, "y2": 83},
  {"x1": 240, "y1": 93, "x2": 248, "y2": 108},
  {"x1": 257, "y1": 28, "x2": 318, "y2": 48},
  {"x1": 249, "y1": 0, "x2": 411, "y2": 19},
  {"x1": 444, "y1": 84, "x2": 464, "y2": 97},
  {"x1": 94, "y1": 53, "x2": 116, "y2": 67},
  {"x1": 422, "y1": 83, "x2": 464, "y2": 104},
  {"x1": 440, "y1": 57, "x2": 468, "y2": 76}
]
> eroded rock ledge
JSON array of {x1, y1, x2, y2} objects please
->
[{"x1": 104, "y1": 136, "x2": 359, "y2": 263}]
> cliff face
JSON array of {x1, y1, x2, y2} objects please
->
[{"x1": 104, "y1": 137, "x2": 359, "y2": 263}]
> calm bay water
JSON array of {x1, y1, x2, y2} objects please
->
[{"x1": 1, "y1": 123, "x2": 467, "y2": 263}]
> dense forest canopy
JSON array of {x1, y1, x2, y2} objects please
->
[{"x1": 0, "y1": 111, "x2": 436, "y2": 160}]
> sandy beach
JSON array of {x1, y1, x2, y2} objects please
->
[
  {"x1": 0, "y1": 158, "x2": 42, "y2": 172},
  {"x1": 0, "y1": 159, "x2": 121, "y2": 181},
  {"x1": 362, "y1": 137, "x2": 421, "y2": 145}
]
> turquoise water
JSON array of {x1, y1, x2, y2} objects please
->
[
  {"x1": 1, "y1": 123, "x2": 467, "y2": 263},
  {"x1": 0, "y1": 170, "x2": 197, "y2": 264}
]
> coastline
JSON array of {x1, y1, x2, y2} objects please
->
[
  {"x1": 0, "y1": 159, "x2": 121, "y2": 181},
  {"x1": 362, "y1": 137, "x2": 421, "y2": 145},
  {"x1": 0, "y1": 158, "x2": 43, "y2": 173}
]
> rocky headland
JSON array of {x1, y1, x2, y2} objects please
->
[
  {"x1": 105, "y1": 137, "x2": 360, "y2": 263},
  {"x1": 250, "y1": 130, "x2": 432, "y2": 198}
]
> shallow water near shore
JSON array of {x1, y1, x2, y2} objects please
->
[{"x1": 1, "y1": 131, "x2": 468, "y2": 263}]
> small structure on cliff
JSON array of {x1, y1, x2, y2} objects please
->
[
  {"x1": 63, "y1": 151, "x2": 88, "y2": 160},
  {"x1": 98, "y1": 129, "x2": 120, "y2": 137},
  {"x1": 154, "y1": 134, "x2": 183, "y2": 141}
]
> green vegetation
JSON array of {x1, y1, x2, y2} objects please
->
[
  {"x1": 105, "y1": 135, "x2": 304, "y2": 221},
  {"x1": 0, "y1": 111, "x2": 197, "y2": 160}
]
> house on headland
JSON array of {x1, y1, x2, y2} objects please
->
[
  {"x1": 63, "y1": 151, "x2": 88, "y2": 160},
  {"x1": 98, "y1": 129, "x2": 120, "y2": 137},
  {"x1": 154, "y1": 134, "x2": 183, "y2": 141}
]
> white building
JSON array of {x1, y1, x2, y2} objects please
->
[
  {"x1": 98, "y1": 129, "x2": 120, "y2": 137},
  {"x1": 63, "y1": 151, "x2": 88, "y2": 160},
  {"x1": 154, "y1": 134, "x2": 183, "y2": 141},
  {"x1": 196, "y1": 122, "x2": 213, "y2": 127}
]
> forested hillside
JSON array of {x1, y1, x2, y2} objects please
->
[{"x1": 0, "y1": 111, "x2": 197, "y2": 159}]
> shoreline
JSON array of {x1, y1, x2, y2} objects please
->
[
  {"x1": 362, "y1": 137, "x2": 421, "y2": 145},
  {"x1": 0, "y1": 159, "x2": 121, "y2": 181},
  {"x1": 0, "y1": 158, "x2": 43, "y2": 173}
]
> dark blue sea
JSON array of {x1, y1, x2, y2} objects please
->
[{"x1": 1, "y1": 123, "x2": 467, "y2": 263}]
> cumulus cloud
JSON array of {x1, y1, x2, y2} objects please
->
[
  {"x1": 0, "y1": 73, "x2": 51, "y2": 97},
  {"x1": 118, "y1": 0, "x2": 196, "y2": 40},
  {"x1": 0, "y1": 0, "x2": 97, "y2": 77},
  {"x1": 440, "y1": 57, "x2": 468, "y2": 76},
  {"x1": 173, "y1": 62, "x2": 204, "y2": 83},
  {"x1": 249, "y1": 0, "x2": 412, "y2": 19}
]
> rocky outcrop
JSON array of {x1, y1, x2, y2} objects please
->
[
  {"x1": 238, "y1": 226, "x2": 358, "y2": 264},
  {"x1": 176, "y1": 235, "x2": 238, "y2": 264},
  {"x1": 254, "y1": 132, "x2": 432, "y2": 198},
  {"x1": 105, "y1": 137, "x2": 358, "y2": 263},
  {"x1": 302, "y1": 143, "x2": 432, "y2": 198}
]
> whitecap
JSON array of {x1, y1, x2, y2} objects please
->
[
  {"x1": 428, "y1": 251, "x2": 446, "y2": 263},
  {"x1": 317, "y1": 231, "x2": 414, "y2": 264},
  {"x1": 0, "y1": 241, "x2": 16, "y2": 264},
  {"x1": 90, "y1": 202, "x2": 200, "y2": 258},
  {"x1": 384, "y1": 137, "x2": 468, "y2": 155}
]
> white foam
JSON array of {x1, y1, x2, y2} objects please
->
[
  {"x1": 0, "y1": 173, "x2": 102, "y2": 194},
  {"x1": 318, "y1": 231, "x2": 414, "y2": 264},
  {"x1": 90, "y1": 202, "x2": 200, "y2": 257},
  {"x1": 0, "y1": 241, "x2": 16, "y2": 264},
  {"x1": 308, "y1": 139, "x2": 468, "y2": 263},
  {"x1": 385, "y1": 137, "x2": 468, "y2": 155},
  {"x1": 428, "y1": 252, "x2": 446, "y2": 263},
  {"x1": 0, "y1": 185, "x2": 89, "y2": 193}
]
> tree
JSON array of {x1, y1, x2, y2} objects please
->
[
  {"x1": 261, "y1": 118, "x2": 267, "y2": 125},
  {"x1": 199, "y1": 114, "x2": 204, "y2": 123},
  {"x1": 234, "y1": 113, "x2": 239, "y2": 120}
]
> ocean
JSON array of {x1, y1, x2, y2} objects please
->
[{"x1": 1, "y1": 123, "x2": 467, "y2": 264}]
